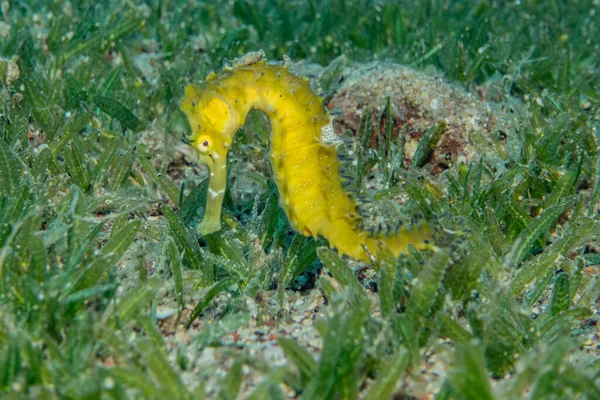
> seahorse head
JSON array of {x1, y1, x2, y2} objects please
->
[
  {"x1": 180, "y1": 83, "x2": 240, "y2": 169},
  {"x1": 179, "y1": 82, "x2": 243, "y2": 235}
]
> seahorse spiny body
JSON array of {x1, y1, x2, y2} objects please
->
[{"x1": 180, "y1": 56, "x2": 433, "y2": 261}]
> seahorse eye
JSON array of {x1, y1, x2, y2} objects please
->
[{"x1": 196, "y1": 135, "x2": 212, "y2": 154}]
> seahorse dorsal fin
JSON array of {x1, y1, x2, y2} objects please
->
[{"x1": 321, "y1": 123, "x2": 343, "y2": 145}]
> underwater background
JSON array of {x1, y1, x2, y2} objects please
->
[{"x1": 1, "y1": 1, "x2": 600, "y2": 398}]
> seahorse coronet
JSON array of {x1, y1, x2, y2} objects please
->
[{"x1": 180, "y1": 54, "x2": 435, "y2": 262}]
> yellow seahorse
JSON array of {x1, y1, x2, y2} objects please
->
[{"x1": 179, "y1": 53, "x2": 433, "y2": 262}]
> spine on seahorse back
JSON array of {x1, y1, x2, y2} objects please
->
[{"x1": 180, "y1": 60, "x2": 433, "y2": 262}]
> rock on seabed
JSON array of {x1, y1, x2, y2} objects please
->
[{"x1": 326, "y1": 62, "x2": 520, "y2": 176}]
